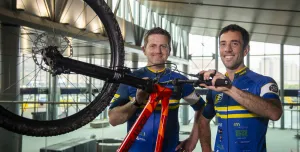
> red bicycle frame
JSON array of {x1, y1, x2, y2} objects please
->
[
  {"x1": 117, "y1": 84, "x2": 173, "y2": 152},
  {"x1": 42, "y1": 49, "x2": 228, "y2": 151}
]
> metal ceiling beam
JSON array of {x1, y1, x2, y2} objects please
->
[
  {"x1": 159, "y1": 14, "x2": 300, "y2": 28},
  {"x1": 281, "y1": 1, "x2": 300, "y2": 44},
  {"x1": 142, "y1": 0, "x2": 203, "y2": 5},
  {"x1": 179, "y1": 25, "x2": 300, "y2": 39},
  {"x1": 248, "y1": 0, "x2": 265, "y2": 39},
  {"x1": 200, "y1": 3, "x2": 300, "y2": 13},
  {"x1": 247, "y1": 0, "x2": 265, "y2": 68},
  {"x1": 0, "y1": 7, "x2": 109, "y2": 42},
  {"x1": 54, "y1": 0, "x2": 69, "y2": 22},
  {"x1": 214, "y1": 0, "x2": 230, "y2": 36},
  {"x1": 144, "y1": 0, "x2": 300, "y2": 13}
]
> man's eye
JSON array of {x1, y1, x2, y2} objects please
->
[
  {"x1": 161, "y1": 45, "x2": 168, "y2": 49},
  {"x1": 232, "y1": 42, "x2": 239, "y2": 46}
]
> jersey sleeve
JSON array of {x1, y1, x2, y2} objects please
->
[
  {"x1": 180, "y1": 76, "x2": 205, "y2": 111},
  {"x1": 180, "y1": 76, "x2": 195, "y2": 98},
  {"x1": 128, "y1": 85, "x2": 137, "y2": 99},
  {"x1": 109, "y1": 84, "x2": 130, "y2": 110},
  {"x1": 183, "y1": 91, "x2": 205, "y2": 111},
  {"x1": 258, "y1": 77, "x2": 280, "y2": 100},
  {"x1": 202, "y1": 90, "x2": 216, "y2": 119}
]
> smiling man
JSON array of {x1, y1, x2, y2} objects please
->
[
  {"x1": 108, "y1": 27, "x2": 205, "y2": 152},
  {"x1": 198, "y1": 24, "x2": 283, "y2": 152}
]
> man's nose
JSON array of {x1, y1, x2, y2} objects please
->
[
  {"x1": 224, "y1": 43, "x2": 233, "y2": 52},
  {"x1": 154, "y1": 46, "x2": 162, "y2": 53}
]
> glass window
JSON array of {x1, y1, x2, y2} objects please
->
[
  {"x1": 249, "y1": 41, "x2": 265, "y2": 55},
  {"x1": 284, "y1": 45, "x2": 299, "y2": 89},
  {"x1": 189, "y1": 34, "x2": 216, "y2": 74},
  {"x1": 250, "y1": 42, "x2": 281, "y2": 86},
  {"x1": 141, "y1": 5, "x2": 147, "y2": 28}
]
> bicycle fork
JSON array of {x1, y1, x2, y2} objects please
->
[{"x1": 117, "y1": 84, "x2": 172, "y2": 152}]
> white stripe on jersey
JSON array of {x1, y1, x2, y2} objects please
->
[
  {"x1": 183, "y1": 91, "x2": 200, "y2": 105},
  {"x1": 260, "y1": 83, "x2": 279, "y2": 97}
]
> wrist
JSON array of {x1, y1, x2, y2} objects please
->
[
  {"x1": 224, "y1": 85, "x2": 235, "y2": 95},
  {"x1": 131, "y1": 99, "x2": 142, "y2": 107}
]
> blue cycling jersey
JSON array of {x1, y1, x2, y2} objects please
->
[
  {"x1": 202, "y1": 67, "x2": 280, "y2": 152},
  {"x1": 110, "y1": 67, "x2": 205, "y2": 152}
]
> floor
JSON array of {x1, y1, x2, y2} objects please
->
[{"x1": 21, "y1": 121, "x2": 300, "y2": 152}]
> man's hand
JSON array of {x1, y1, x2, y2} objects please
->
[
  {"x1": 175, "y1": 137, "x2": 197, "y2": 152},
  {"x1": 135, "y1": 77, "x2": 150, "y2": 105},
  {"x1": 199, "y1": 70, "x2": 231, "y2": 93},
  {"x1": 135, "y1": 88, "x2": 149, "y2": 105}
]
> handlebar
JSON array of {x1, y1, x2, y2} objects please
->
[
  {"x1": 158, "y1": 77, "x2": 231, "y2": 87},
  {"x1": 42, "y1": 47, "x2": 231, "y2": 92}
]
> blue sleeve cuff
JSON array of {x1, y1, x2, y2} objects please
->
[
  {"x1": 191, "y1": 97, "x2": 205, "y2": 111},
  {"x1": 109, "y1": 84, "x2": 130, "y2": 109},
  {"x1": 262, "y1": 93, "x2": 280, "y2": 100},
  {"x1": 202, "y1": 106, "x2": 216, "y2": 120}
]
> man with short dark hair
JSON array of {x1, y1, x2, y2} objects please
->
[
  {"x1": 109, "y1": 27, "x2": 205, "y2": 152},
  {"x1": 198, "y1": 24, "x2": 283, "y2": 152}
]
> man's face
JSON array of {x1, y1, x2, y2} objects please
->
[
  {"x1": 219, "y1": 31, "x2": 249, "y2": 70},
  {"x1": 143, "y1": 34, "x2": 170, "y2": 66}
]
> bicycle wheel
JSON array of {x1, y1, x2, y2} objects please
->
[{"x1": 0, "y1": 0, "x2": 124, "y2": 136}]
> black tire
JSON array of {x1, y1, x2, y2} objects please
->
[{"x1": 0, "y1": 0, "x2": 124, "y2": 136}]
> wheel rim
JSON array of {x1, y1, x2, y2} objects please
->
[{"x1": 0, "y1": 0, "x2": 124, "y2": 136}]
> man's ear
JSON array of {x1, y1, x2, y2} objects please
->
[
  {"x1": 142, "y1": 46, "x2": 146, "y2": 55},
  {"x1": 243, "y1": 45, "x2": 250, "y2": 57}
]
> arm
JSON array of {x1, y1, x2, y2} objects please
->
[
  {"x1": 201, "y1": 70, "x2": 283, "y2": 121},
  {"x1": 108, "y1": 84, "x2": 139, "y2": 126},
  {"x1": 108, "y1": 100, "x2": 138, "y2": 126},
  {"x1": 190, "y1": 109, "x2": 202, "y2": 143},
  {"x1": 225, "y1": 86, "x2": 282, "y2": 121},
  {"x1": 109, "y1": 84, "x2": 149, "y2": 126},
  {"x1": 199, "y1": 115, "x2": 212, "y2": 152},
  {"x1": 185, "y1": 93, "x2": 205, "y2": 145},
  {"x1": 176, "y1": 89, "x2": 206, "y2": 152},
  {"x1": 199, "y1": 90, "x2": 215, "y2": 152}
]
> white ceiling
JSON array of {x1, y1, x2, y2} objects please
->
[{"x1": 139, "y1": 0, "x2": 300, "y2": 46}]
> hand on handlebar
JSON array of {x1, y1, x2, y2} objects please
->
[
  {"x1": 199, "y1": 70, "x2": 232, "y2": 92},
  {"x1": 135, "y1": 77, "x2": 150, "y2": 105}
]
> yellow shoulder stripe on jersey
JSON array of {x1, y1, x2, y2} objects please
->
[
  {"x1": 215, "y1": 105, "x2": 247, "y2": 111},
  {"x1": 225, "y1": 66, "x2": 247, "y2": 77},
  {"x1": 111, "y1": 94, "x2": 120, "y2": 103},
  {"x1": 160, "y1": 99, "x2": 179, "y2": 104},
  {"x1": 216, "y1": 113, "x2": 259, "y2": 119}
]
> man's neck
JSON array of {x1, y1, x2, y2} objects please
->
[
  {"x1": 146, "y1": 64, "x2": 166, "y2": 72},
  {"x1": 226, "y1": 64, "x2": 246, "y2": 81}
]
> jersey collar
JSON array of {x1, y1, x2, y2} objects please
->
[
  {"x1": 146, "y1": 67, "x2": 166, "y2": 73},
  {"x1": 225, "y1": 66, "x2": 248, "y2": 79}
]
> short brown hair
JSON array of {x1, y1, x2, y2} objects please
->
[
  {"x1": 219, "y1": 24, "x2": 250, "y2": 49},
  {"x1": 143, "y1": 27, "x2": 171, "y2": 51}
]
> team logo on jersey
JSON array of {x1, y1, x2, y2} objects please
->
[
  {"x1": 260, "y1": 83, "x2": 279, "y2": 96},
  {"x1": 269, "y1": 84, "x2": 279, "y2": 93},
  {"x1": 214, "y1": 93, "x2": 223, "y2": 104}
]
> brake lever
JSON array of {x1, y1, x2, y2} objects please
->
[
  {"x1": 190, "y1": 73, "x2": 213, "y2": 87},
  {"x1": 189, "y1": 73, "x2": 215, "y2": 80}
]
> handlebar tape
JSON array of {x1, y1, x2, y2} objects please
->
[{"x1": 204, "y1": 79, "x2": 231, "y2": 87}]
